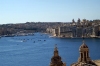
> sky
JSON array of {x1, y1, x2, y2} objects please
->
[{"x1": 0, "y1": 0, "x2": 100, "y2": 24}]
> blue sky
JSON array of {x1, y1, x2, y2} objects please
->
[{"x1": 0, "y1": 0, "x2": 100, "y2": 24}]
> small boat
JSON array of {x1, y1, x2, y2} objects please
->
[
  {"x1": 33, "y1": 41, "x2": 35, "y2": 43},
  {"x1": 22, "y1": 40, "x2": 27, "y2": 42}
]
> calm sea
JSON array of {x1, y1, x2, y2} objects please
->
[{"x1": 0, "y1": 33, "x2": 100, "y2": 66}]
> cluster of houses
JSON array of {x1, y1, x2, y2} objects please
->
[{"x1": 46, "y1": 19, "x2": 100, "y2": 38}]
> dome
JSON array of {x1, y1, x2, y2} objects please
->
[
  {"x1": 80, "y1": 40, "x2": 88, "y2": 48},
  {"x1": 80, "y1": 43, "x2": 88, "y2": 48}
]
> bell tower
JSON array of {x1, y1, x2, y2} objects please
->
[
  {"x1": 71, "y1": 40, "x2": 97, "y2": 66},
  {"x1": 78, "y1": 40, "x2": 91, "y2": 63},
  {"x1": 54, "y1": 44, "x2": 59, "y2": 57},
  {"x1": 50, "y1": 44, "x2": 66, "y2": 66}
]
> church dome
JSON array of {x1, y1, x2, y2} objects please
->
[{"x1": 80, "y1": 43, "x2": 88, "y2": 48}]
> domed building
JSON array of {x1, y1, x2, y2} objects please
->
[
  {"x1": 71, "y1": 41, "x2": 97, "y2": 66},
  {"x1": 50, "y1": 45, "x2": 66, "y2": 66}
]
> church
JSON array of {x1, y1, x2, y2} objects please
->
[
  {"x1": 50, "y1": 41, "x2": 97, "y2": 66},
  {"x1": 71, "y1": 41, "x2": 97, "y2": 66},
  {"x1": 50, "y1": 44, "x2": 66, "y2": 66}
]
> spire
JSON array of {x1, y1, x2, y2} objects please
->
[
  {"x1": 80, "y1": 35, "x2": 88, "y2": 48},
  {"x1": 82, "y1": 36, "x2": 85, "y2": 44},
  {"x1": 50, "y1": 44, "x2": 66, "y2": 66},
  {"x1": 54, "y1": 44, "x2": 58, "y2": 51},
  {"x1": 54, "y1": 44, "x2": 59, "y2": 57}
]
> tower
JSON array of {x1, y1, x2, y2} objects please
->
[
  {"x1": 92, "y1": 26, "x2": 96, "y2": 37},
  {"x1": 58, "y1": 27, "x2": 60, "y2": 37},
  {"x1": 72, "y1": 19, "x2": 75, "y2": 23},
  {"x1": 78, "y1": 40, "x2": 91, "y2": 63},
  {"x1": 71, "y1": 40, "x2": 97, "y2": 66},
  {"x1": 50, "y1": 44, "x2": 66, "y2": 66}
]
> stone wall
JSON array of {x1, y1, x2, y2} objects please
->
[{"x1": 94, "y1": 60, "x2": 100, "y2": 66}]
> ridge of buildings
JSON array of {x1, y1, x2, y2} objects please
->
[
  {"x1": 0, "y1": 18, "x2": 100, "y2": 38},
  {"x1": 46, "y1": 18, "x2": 100, "y2": 38}
]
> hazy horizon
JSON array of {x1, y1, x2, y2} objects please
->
[{"x1": 0, "y1": 0, "x2": 100, "y2": 24}]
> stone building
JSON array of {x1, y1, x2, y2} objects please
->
[
  {"x1": 60, "y1": 31, "x2": 73, "y2": 38},
  {"x1": 60, "y1": 26, "x2": 73, "y2": 38},
  {"x1": 76, "y1": 27, "x2": 83, "y2": 37},
  {"x1": 55, "y1": 27, "x2": 60, "y2": 37},
  {"x1": 71, "y1": 41, "x2": 97, "y2": 66},
  {"x1": 50, "y1": 45, "x2": 66, "y2": 66}
]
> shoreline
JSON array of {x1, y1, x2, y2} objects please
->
[{"x1": 50, "y1": 36, "x2": 100, "y2": 39}]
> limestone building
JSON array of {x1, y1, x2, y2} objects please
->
[
  {"x1": 71, "y1": 41, "x2": 97, "y2": 66},
  {"x1": 50, "y1": 45, "x2": 66, "y2": 66}
]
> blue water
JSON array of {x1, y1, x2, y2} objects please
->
[{"x1": 0, "y1": 33, "x2": 100, "y2": 66}]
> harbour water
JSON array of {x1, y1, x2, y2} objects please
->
[{"x1": 0, "y1": 33, "x2": 100, "y2": 66}]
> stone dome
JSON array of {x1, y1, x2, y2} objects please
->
[{"x1": 80, "y1": 43, "x2": 88, "y2": 48}]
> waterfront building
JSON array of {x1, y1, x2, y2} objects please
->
[
  {"x1": 71, "y1": 41, "x2": 97, "y2": 66},
  {"x1": 58, "y1": 27, "x2": 60, "y2": 37},
  {"x1": 60, "y1": 26, "x2": 72, "y2": 37},
  {"x1": 60, "y1": 31, "x2": 73, "y2": 38},
  {"x1": 55, "y1": 28, "x2": 59, "y2": 36},
  {"x1": 71, "y1": 26, "x2": 77, "y2": 37},
  {"x1": 98, "y1": 26, "x2": 100, "y2": 36},
  {"x1": 46, "y1": 28, "x2": 52, "y2": 33},
  {"x1": 76, "y1": 27, "x2": 83, "y2": 37},
  {"x1": 95, "y1": 26, "x2": 100, "y2": 37},
  {"x1": 51, "y1": 29, "x2": 56, "y2": 36},
  {"x1": 55, "y1": 27, "x2": 60, "y2": 37},
  {"x1": 50, "y1": 45, "x2": 66, "y2": 66},
  {"x1": 90, "y1": 26, "x2": 96, "y2": 38}
]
